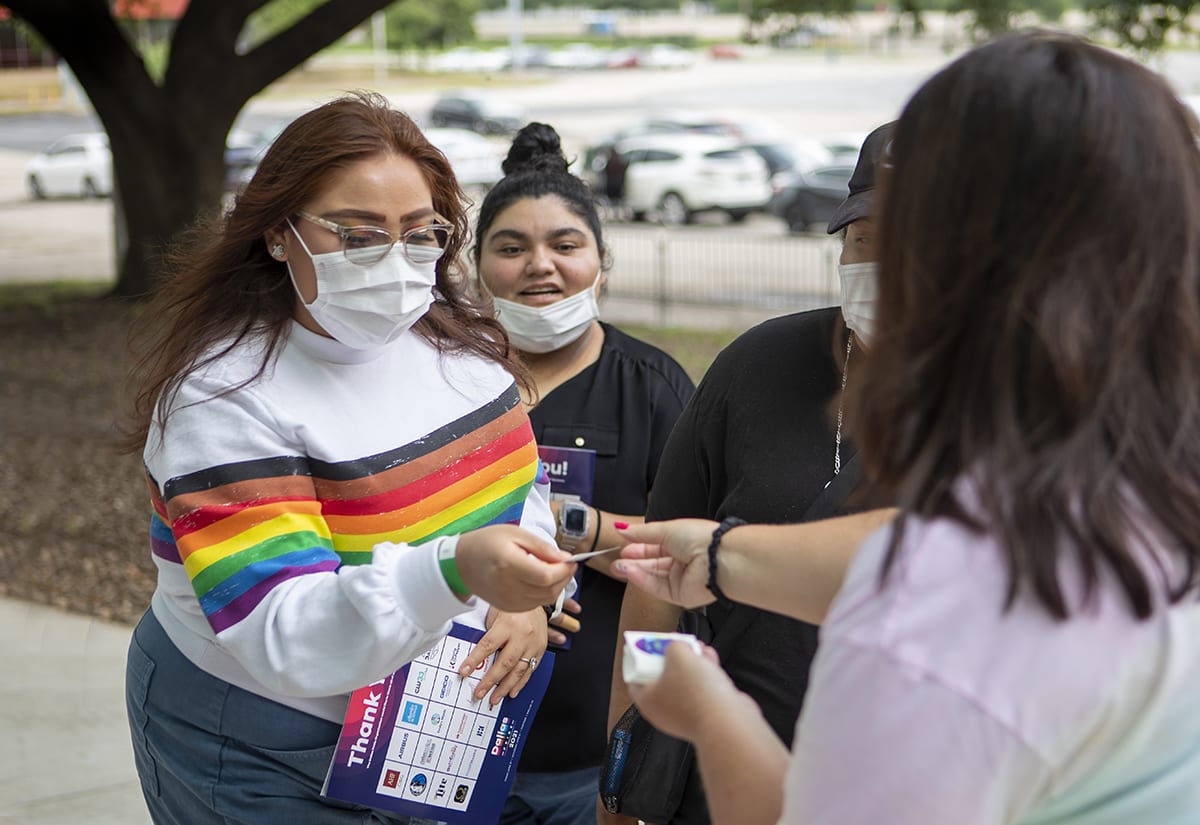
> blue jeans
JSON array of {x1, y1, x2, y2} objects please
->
[
  {"x1": 500, "y1": 767, "x2": 601, "y2": 825},
  {"x1": 125, "y1": 609, "x2": 442, "y2": 825}
]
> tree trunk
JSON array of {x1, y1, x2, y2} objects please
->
[
  {"x1": 109, "y1": 108, "x2": 230, "y2": 298},
  {"x1": 6, "y1": 0, "x2": 396, "y2": 298}
]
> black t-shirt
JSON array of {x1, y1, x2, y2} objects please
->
[
  {"x1": 521, "y1": 322, "x2": 695, "y2": 773},
  {"x1": 645, "y1": 307, "x2": 856, "y2": 824}
]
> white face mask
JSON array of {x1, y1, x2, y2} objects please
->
[
  {"x1": 481, "y1": 270, "x2": 602, "y2": 354},
  {"x1": 286, "y1": 219, "x2": 440, "y2": 350},
  {"x1": 838, "y1": 261, "x2": 878, "y2": 346}
]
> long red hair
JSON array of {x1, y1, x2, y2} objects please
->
[{"x1": 122, "y1": 92, "x2": 525, "y2": 452}]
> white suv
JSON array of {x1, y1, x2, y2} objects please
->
[{"x1": 613, "y1": 134, "x2": 771, "y2": 225}]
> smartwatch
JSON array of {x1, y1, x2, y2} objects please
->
[{"x1": 557, "y1": 499, "x2": 591, "y2": 550}]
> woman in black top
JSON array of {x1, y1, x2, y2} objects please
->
[
  {"x1": 601, "y1": 124, "x2": 895, "y2": 825},
  {"x1": 474, "y1": 122, "x2": 695, "y2": 825}
]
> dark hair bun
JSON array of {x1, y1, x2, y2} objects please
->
[{"x1": 502, "y1": 122, "x2": 569, "y2": 176}]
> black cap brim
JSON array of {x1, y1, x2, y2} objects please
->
[{"x1": 826, "y1": 189, "x2": 873, "y2": 235}]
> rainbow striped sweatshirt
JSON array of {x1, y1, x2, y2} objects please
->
[{"x1": 143, "y1": 322, "x2": 555, "y2": 722}]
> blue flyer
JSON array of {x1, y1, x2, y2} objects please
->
[
  {"x1": 537, "y1": 444, "x2": 596, "y2": 503},
  {"x1": 322, "y1": 623, "x2": 555, "y2": 824}
]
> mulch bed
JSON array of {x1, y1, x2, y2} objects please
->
[{"x1": 0, "y1": 298, "x2": 154, "y2": 624}]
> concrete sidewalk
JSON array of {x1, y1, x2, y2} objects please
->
[{"x1": 0, "y1": 597, "x2": 151, "y2": 825}]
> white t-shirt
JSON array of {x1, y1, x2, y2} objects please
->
[{"x1": 782, "y1": 515, "x2": 1200, "y2": 824}]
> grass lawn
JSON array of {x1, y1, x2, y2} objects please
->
[{"x1": 617, "y1": 322, "x2": 734, "y2": 383}]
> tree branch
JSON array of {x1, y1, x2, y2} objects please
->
[
  {"x1": 228, "y1": 0, "x2": 394, "y2": 101},
  {"x1": 5, "y1": 0, "x2": 159, "y2": 128},
  {"x1": 160, "y1": 0, "x2": 262, "y2": 114}
]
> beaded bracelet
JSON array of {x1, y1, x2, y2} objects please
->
[
  {"x1": 706, "y1": 517, "x2": 746, "y2": 602},
  {"x1": 437, "y1": 536, "x2": 471, "y2": 598}
]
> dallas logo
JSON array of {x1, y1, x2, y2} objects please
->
[{"x1": 490, "y1": 716, "x2": 519, "y2": 756}]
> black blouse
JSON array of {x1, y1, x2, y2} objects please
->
[
  {"x1": 521, "y1": 321, "x2": 695, "y2": 773},
  {"x1": 645, "y1": 307, "x2": 857, "y2": 824}
]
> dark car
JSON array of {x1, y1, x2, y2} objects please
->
[
  {"x1": 742, "y1": 139, "x2": 834, "y2": 178},
  {"x1": 223, "y1": 121, "x2": 288, "y2": 193},
  {"x1": 429, "y1": 93, "x2": 526, "y2": 136},
  {"x1": 767, "y1": 163, "x2": 855, "y2": 233}
]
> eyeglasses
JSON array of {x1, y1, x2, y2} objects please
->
[{"x1": 294, "y1": 210, "x2": 454, "y2": 266}]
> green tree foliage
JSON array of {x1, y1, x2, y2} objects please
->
[
  {"x1": 590, "y1": 0, "x2": 681, "y2": 9},
  {"x1": 385, "y1": 0, "x2": 478, "y2": 50},
  {"x1": 1026, "y1": 0, "x2": 1068, "y2": 22},
  {"x1": 749, "y1": 0, "x2": 855, "y2": 22},
  {"x1": 1085, "y1": 0, "x2": 1194, "y2": 51},
  {"x1": 738, "y1": 0, "x2": 1150, "y2": 43},
  {"x1": 736, "y1": 0, "x2": 854, "y2": 43},
  {"x1": 948, "y1": 0, "x2": 1020, "y2": 34},
  {"x1": 945, "y1": 0, "x2": 1068, "y2": 35},
  {"x1": 243, "y1": 0, "x2": 328, "y2": 48},
  {"x1": 747, "y1": 0, "x2": 1044, "y2": 37},
  {"x1": 478, "y1": 0, "x2": 679, "y2": 9}
]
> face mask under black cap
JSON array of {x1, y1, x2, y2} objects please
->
[{"x1": 829, "y1": 121, "x2": 896, "y2": 346}]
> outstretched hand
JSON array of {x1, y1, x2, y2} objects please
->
[
  {"x1": 455, "y1": 525, "x2": 576, "y2": 612},
  {"x1": 613, "y1": 519, "x2": 720, "y2": 609}
]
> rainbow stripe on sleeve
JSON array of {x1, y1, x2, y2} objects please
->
[{"x1": 148, "y1": 384, "x2": 540, "y2": 634}]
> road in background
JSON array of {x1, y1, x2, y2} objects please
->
[{"x1": 0, "y1": 149, "x2": 112, "y2": 284}]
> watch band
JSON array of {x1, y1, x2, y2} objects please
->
[{"x1": 558, "y1": 500, "x2": 590, "y2": 550}]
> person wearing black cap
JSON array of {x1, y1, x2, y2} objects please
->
[
  {"x1": 600, "y1": 125, "x2": 897, "y2": 825},
  {"x1": 827, "y1": 121, "x2": 893, "y2": 232},
  {"x1": 826, "y1": 121, "x2": 894, "y2": 349}
]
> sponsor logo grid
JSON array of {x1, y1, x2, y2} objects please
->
[{"x1": 373, "y1": 635, "x2": 501, "y2": 812}]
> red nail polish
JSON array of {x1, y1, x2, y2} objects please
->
[{"x1": 614, "y1": 521, "x2": 630, "y2": 530}]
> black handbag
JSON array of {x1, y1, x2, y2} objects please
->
[
  {"x1": 600, "y1": 701, "x2": 693, "y2": 822},
  {"x1": 599, "y1": 607, "x2": 754, "y2": 822},
  {"x1": 598, "y1": 455, "x2": 861, "y2": 822}
]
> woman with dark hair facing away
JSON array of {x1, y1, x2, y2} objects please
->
[
  {"x1": 121, "y1": 93, "x2": 579, "y2": 825},
  {"x1": 474, "y1": 122, "x2": 695, "y2": 825},
  {"x1": 615, "y1": 32, "x2": 1200, "y2": 825}
]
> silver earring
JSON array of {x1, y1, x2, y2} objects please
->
[{"x1": 271, "y1": 244, "x2": 285, "y2": 259}]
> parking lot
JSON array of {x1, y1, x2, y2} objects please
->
[
  {"x1": 0, "y1": 47, "x2": 912, "y2": 273},
  {"x1": 7, "y1": 42, "x2": 1200, "y2": 326}
]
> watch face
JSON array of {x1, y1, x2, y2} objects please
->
[{"x1": 562, "y1": 504, "x2": 588, "y2": 536}]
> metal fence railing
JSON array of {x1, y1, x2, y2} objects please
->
[
  {"x1": 601, "y1": 224, "x2": 841, "y2": 317},
  {"x1": 459, "y1": 220, "x2": 843, "y2": 330}
]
